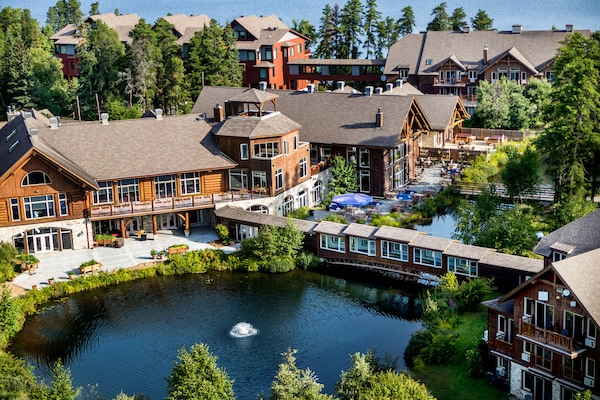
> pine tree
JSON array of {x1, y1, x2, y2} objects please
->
[
  {"x1": 46, "y1": 0, "x2": 83, "y2": 32},
  {"x1": 291, "y1": 19, "x2": 316, "y2": 51},
  {"x1": 450, "y1": 7, "x2": 467, "y2": 31},
  {"x1": 362, "y1": 0, "x2": 381, "y2": 59},
  {"x1": 339, "y1": 0, "x2": 364, "y2": 58},
  {"x1": 315, "y1": 4, "x2": 337, "y2": 58},
  {"x1": 427, "y1": 2, "x2": 451, "y2": 31},
  {"x1": 471, "y1": 9, "x2": 494, "y2": 31},
  {"x1": 375, "y1": 17, "x2": 400, "y2": 58},
  {"x1": 127, "y1": 19, "x2": 159, "y2": 110},
  {"x1": 397, "y1": 6, "x2": 415, "y2": 37}
]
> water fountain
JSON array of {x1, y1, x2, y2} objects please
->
[{"x1": 229, "y1": 322, "x2": 258, "y2": 338}]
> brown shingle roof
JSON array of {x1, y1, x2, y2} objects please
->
[
  {"x1": 373, "y1": 225, "x2": 423, "y2": 242},
  {"x1": 51, "y1": 24, "x2": 81, "y2": 45},
  {"x1": 534, "y1": 209, "x2": 600, "y2": 258},
  {"x1": 227, "y1": 88, "x2": 279, "y2": 104},
  {"x1": 233, "y1": 15, "x2": 288, "y2": 39},
  {"x1": 414, "y1": 95, "x2": 470, "y2": 131},
  {"x1": 88, "y1": 13, "x2": 141, "y2": 44},
  {"x1": 480, "y1": 251, "x2": 543, "y2": 273},
  {"x1": 409, "y1": 234, "x2": 456, "y2": 251},
  {"x1": 343, "y1": 223, "x2": 378, "y2": 239},
  {"x1": 314, "y1": 221, "x2": 347, "y2": 236},
  {"x1": 214, "y1": 112, "x2": 301, "y2": 139},
  {"x1": 445, "y1": 242, "x2": 492, "y2": 260},
  {"x1": 162, "y1": 14, "x2": 211, "y2": 42},
  {"x1": 39, "y1": 114, "x2": 236, "y2": 180},
  {"x1": 214, "y1": 205, "x2": 317, "y2": 234}
]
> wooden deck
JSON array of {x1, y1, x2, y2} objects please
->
[{"x1": 454, "y1": 181, "x2": 554, "y2": 202}]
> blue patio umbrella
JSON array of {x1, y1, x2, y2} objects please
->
[
  {"x1": 331, "y1": 193, "x2": 373, "y2": 207},
  {"x1": 396, "y1": 193, "x2": 413, "y2": 201}
]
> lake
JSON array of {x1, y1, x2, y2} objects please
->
[
  {"x1": 10, "y1": 270, "x2": 423, "y2": 399},
  {"x1": 5, "y1": 0, "x2": 600, "y2": 38}
]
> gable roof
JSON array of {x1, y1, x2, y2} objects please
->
[
  {"x1": 482, "y1": 46, "x2": 539, "y2": 74},
  {"x1": 87, "y1": 13, "x2": 141, "y2": 44},
  {"x1": 214, "y1": 205, "x2": 317, "y2": 234},
  {"x1": 534, "y1": 209, "x2": 600, "y2": 258},
  {"x1": 213, "y1": 112, "x2": 301, "y2": 139},
  {"x1": 193, "y1": 87, "x2": 432, "y2": 148},
  {"x1": 232, "y1": 15, "x2": 288, "y2": 39},
  {"x1": 162, "y1": 14, "x2": 211, "y2": 45},
  {"x1": 413, "y1": 95, "x2": 469, "y2": 131},
  {"x1": 384, "y1": 28, "x2": 591, "y2": 77},
  {"x1": 51, "y1": 24, "x2": 81, "y2": 45},
  {"x1": 39, "y1": 114, "x2": 236, "y2": 181}
]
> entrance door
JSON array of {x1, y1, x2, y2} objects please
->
[
  {"x1": 158, "y1": 213, "x2": 178, "y2": 230},
  {"x1": 29, "y1": 233, "x2": 53, "y2": 253},
  {"x1": 533, "y1": 375, "x2": 552, "y2": 400}
]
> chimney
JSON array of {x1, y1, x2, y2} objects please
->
[
  {"x1": 483, "y1": 44, "x2": 488, "y2": 64},
  {"x1": 375, "y1": 108, "x2": 383, "y2": 127},
  {"x1": 462, "y1": 25, "x2": 471, "y2": 33},
  {"x1": 512, "y1": 24, "x2": 522, "y2": 34},
  {"x1": 100, "y1": 112, "x2": 109, "y2": 125},
  {"x1": 23, "y1": 111, "x2": 33, "y2": 120},
  {"x1": 6, "y1": 105, "x2": 18, "y2": 121},
  {"x1": 396, "y1": 79, "x2": 403, "y2": 88},
  {"x1": 258, "y1": 81, "x2": 267, "y2": 91},
  {"x1": 375, "y1": 87, "x2": 383, "y2": 95},
  {"x1": 364, "y1": 86, "x2": 374, "y2": 97},
  {"x1": 385, "y1": 83, "x2": 394, "y2": 92},
  {"x1": 566, "y1": 24, "x2": 573, "y2": 32},
  {"x1": 49, "y1": 117, "x2": 59, "y2": 129},
  {"x1": 337, "y1": 81, "x2": 345, "y2": 91},
  {"x1": 155, "y1": 108, "x2": 163, "y2": 120},
  {"x1": 29, "y1": 128, "x2": 38, "y2": 136},
  {"x1": 213, "y1": 103, "x2": 224, "y2": 122}
]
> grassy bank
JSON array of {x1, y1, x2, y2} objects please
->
[{"x1": 414, "y1": 310, "x2": 508, "y2": 400}]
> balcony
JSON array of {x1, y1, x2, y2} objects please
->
[
  {"x1": 89, "y1": 190, "x2": 270, "y2": 219},
  {"x1": 520, "y1": 320, "x2": 575, "y2": 353},
  {"x1": 433, "y1": 77, "x2": 468, "y2": 87}
]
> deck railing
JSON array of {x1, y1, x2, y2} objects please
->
[{"x1": 520, "y1": 320, "x2": 574, "y2": 352}]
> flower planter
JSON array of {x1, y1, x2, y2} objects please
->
[
  {"x1": 168, "y1": 246, "x2": 188, "y2": 255},
  {"x1": 79, "y1": 263, "x2": 102, "y2": 276}
]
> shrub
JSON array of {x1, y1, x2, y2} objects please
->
[
  {"x1": 215, "y1": 224, "x2": 230, "y2": 243},
  {"x1": 287, "y1": 206, "x2": 310, "y2": 220},
  {"x1": 261, "y1": 256, "x2": 295, "y2": 273},
  {"x1": 295, "y1": 251, "x2": 322, "y2": 270},
  {"x1": 420, "y1": 330, "x2": 458, "y2": 364},
  {"x1": 0, "y1": 261, "x2": 16, "y2": 282},
  {"x1": 465, "y1": 338, "x2": 488, "y2": 377},
  {"x1": 321, "y1": 213, "x2": 348, "y2": 224},
  {"x1": 456, "y1": 277, "x2": 495, "y2": 312},
  {"x1": 80, "y1": 259, "x2": 100, "y2": 268},
  {"x1": 404, "y1": 330, "x2": 432, "y2": 368}
]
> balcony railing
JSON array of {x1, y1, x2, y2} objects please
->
[
  {"x1": 520, "y1": 320, "x2": 574, "y2": 352},
  {"x1": 89, "y1": 189, "x2": 270, "y2": 218}
]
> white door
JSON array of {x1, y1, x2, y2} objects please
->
[
  {"x1": 31, "y1": 233, "x2": 53, "y2": 253},
  {"x1": 159, "y1": 213, "x2": 178, "y2": 230}
]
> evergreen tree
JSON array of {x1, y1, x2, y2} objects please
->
[
  {"x1": 1, "y1": 30, "x2": 33, "y2": 109},
  {"x1": 166, "y1": 343, "x2": 235, "y2": 400},
  {"x1": 397, "y1": 6, "x2": 415, "y2": 37},
  {"x1": 127, "y1": 18, "x2": 159, "y2": 110},
  {"x1": 375, "y1": 16, "x2": 400, "y2": 58},
  {"x1": 450, "y1": 7, "x2": 467, "y2": 31},
  {"x1": 76, "y1": 19, "x2": 126, "y2": 119},
  {"x1": 46, "y1": 0, "x2": 83, "y2": 32},
  {"x1": 339, "y1": 0, "x2": 364, "y2": 58},
  {"x1": 89, "y1": 1, "x2": 99, "y2": 16},
  {"x1": 362, "y1": 0, "x2": 381, "y2": 59},
  {"x1": 471, "y1": 9, "x2": 494, "y2": 31},
  {"x1": 315, "y1": 4, "x2": 338, "y2": 59},
  {"x1": 291, "y1": 19, "x2": 316, "y2": 51},
  {"x1": 269, "y1": 349, "x2": 333, "y2": 400},
  {"x1": 536, "y1": 32, "x2": 600, "y2": 202},
  {"x1": 427, "y1": 2, "x2": 451, "y2": 31},
  {"x1": 186, "y1": 19, "x2": 242, "y2": 98}
]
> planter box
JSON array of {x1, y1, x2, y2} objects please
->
[
  {"x1": 96, "y1": 238, "x2": 116, "y2": 247},
  {"x1": 79, "y1": 263, "x2": 102, "y2": 276},
  {"x1": 19, "y1": 262, "x2": 39, "y2": 274},
  {"x1": 168, "y1": 247, "x2": 188, "y2": 255}
]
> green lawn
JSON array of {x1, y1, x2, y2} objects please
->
[{"x1": 413, "y1": 310, "x2": 510, "y2": 400}]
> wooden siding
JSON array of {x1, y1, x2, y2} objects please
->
[{"x1": 202, "y1": 172, "x2": 225, "y2": 193}]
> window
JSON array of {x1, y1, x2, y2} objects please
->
[
  {"x1": 6, "y1": 129, "x2": 16, "y2": 141},
  {"x1": 491, "y1": 71, "x2": 497, "y2": 82},
  {"x1": 522, "y1": 371, "x2": 533, "y2": 391},
  {"x1": 447, "y1": 257, "x2": 478, "y2": 277},
  {"x1": 283, "y1": 140, "x2": 290, "y2": 155},
  {"x1": 497, "y1": 315, "x2": 513, "y2": 342},
  {"x1": 413, "y1": 248, "x2": 442, "y2": 268},
  {"x1": 426, "y1": 59, "x2": 432, "y2": 65},
  {"x1": 468, "y1": 70, "x2": 477, "y2": 81},
  {"x1": 588, "y1": 319, "x2": 597, "y2": 339},
  {"x1": 236, "y1": 224, "x2": 258, "y2": 241},
  {"x1": 553, "y1": 251, "x2": 566, "y2": 262},
  {"x1": 360, "y1": 170, "x2": 370, "y2": 193},
  {"x1": 10, "y1": 198, "x2": 20, "y2": 221},
  {"x1": 293, "y1": 135, "x2": 298, "y2": 150},
  {"x1": 297, "y1": 44, "x2": 302, "y2": 53},
  {"x1": 586, "y1": 358, "x2": 596, "y2": 379},
  {"x1": 240, "y1": 143, "x2": 249, "y2": 160},
  {"x1": 359, "y1": 148, "x2": 370, "y2": 168},
  {"x1": 536, "y1": 301, "x2": 554, "y2": 329},
  {"x1": 155, "y1": 175, "x2": 176, "y2": 199},
  {"x1": 299, "y1": 158, "x2": 307, "y2": 178},
  {"x1": 180, "y1": 172, "x2": 201, "y2": 195},
  {"x1": 282, "y1": 195, "x2": 294, "y2": 216},
  {"x1": 22, "y1": 171, "x2": 51, "y2": 186},
  {"x1": 310, "y1": 144, "x2": 319, "y2": 164},
  {"x1": 562, "y1": 356, "x2": 583, "y2": 381},
  {"x1": 58, "y1": 193, "x2": 68, "y2": 216},
  {"x1": 254, "y1": 142, "x2": 280, "y2": 158},
  {"x1": 399, "y1": 69, "x2": 409, "y2": 80},
  {"x1": 311, "y1": 180, "x2": 323, "y2": 203},
  {"x1": 23, "y1": 195, "x2": 55, "y2": 219},
  {"x1": 93, "y1": 181, "x2": 114, "y2": 204},
  {"x1": 347, "y1": 147, "x2": 357, "y2": 164},
  {"x1": 259, "y1": 68, "x2": 268, "y2": 79},
  {"x1": 564, "y1": 311, "x2": 585, "y2": 338},
  {"x1": 118, "y1": 179, "x2": 139, "y2": 203},
  {"x1": 229, "y1": 169, "x2": 248, "y2": 190},
  {"x1": 524, "y1": 297, "x2": 534, "y2": 320},
  {"x1": 252, "y1": 171, "x2": 267, "y2": 189},
  {"x1": 350, "y1": 237, "x2": 376, "y2": 256},
  {"x1": 535, "y1": 345, "x2": 553, "y2": 369},
  {"x1": 509, "y1": 68, "x2": 520, "y2": 81},
  {"x1": 546, "y1": 70, "x2": 554, "y2": 82},
  {"x1": 275, "y1": 168, "x2": 283, "y2": 190},
  {"x1": 320, "y1": 234, "x2": 345, "y2": 253},
  {"x1": 381, "y1": 241, "x2": 408, "y2": 261},
  {"x1": 498, "y1": 68, "x2": 508, "y2": 78}
]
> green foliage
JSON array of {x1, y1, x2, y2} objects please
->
[
  {"x1": 214, "y1": 224, "x2": 230, "y2": 244},
  {"x1": 336, "y1": 352, "x2": 374, "y2": 400},
  {"x1": 166, "y1": 249, "x2": 226, "y2": 274},
  {"x1": 465, "y1": 338, "x2": 487, "y2": 378},
  {"x1": 286, "y1": 206, "x2": 310, "y2": 220},
  {"x1": 326, "y1": 155, "x2": 358, "y2": 202},
  {"x1": 450, "y1": 7, "x2": 467, "y2": 32},
  {"x1": 103, "y1": 99, "x2": 143, "y2": 120},
  {"x1": 166, "y1": 343, "x2": 235, "y2": 400},
  {"x1": 470, "y1": 9, "x2": 493, "y2": 30},
  {"x1": 294, "y1": 251, "x2": 322, "y2": 270},
  {"x1": 269, "y1": 348, "x2": 332, "y2": 400},
  {"x1": 502, "y1": 144, "x2": 541, "y2": 202},
  {"x1": 416, "y1": 188, "x2": 460, "y2": 219},
  {"x1": 42, "y1": 360, "x2": 82, "y2": 400},
  {"x1": 471, "y1": 78, "x2": 533, "y2": 130},
  {"x1": 321, "y1": 213, "x2": 348, "y2": 224},
  {"x1": 46, "y1": 0, "x2": 83, "y2": 32},
  {"x1": 0, "y1": 286, "x2": 25, "y2": 347},
  {"x1": 261, "y1": 256, "x2": 296, "y2": 273},
  {"x1": 574, "y1": 390, "x2": 594, "y2": 400},
  {"x1": 427, "y1": 2, "x2": 451, "y2": 31},
  {"x1": 79, "y1": 259, "x2": 99, "y2": 267},
  {"x1": 241, "y1": 220, "x2": 304, "y2": 260},
  {"x1": 397, "y1": 6, "x2": 415, "y2": 37},
  {"x1": 291, "y1": 19, "x2": 317, "y2": 48},
  {"x1": 420, "y1": 330, "x2": 458, "y2": 364},
  {"x1": 548, "y1": 198, "x2": 598, "y2": 231},
  {"x1": 0, "y1": 350, "x2": 38, "y2": 399}
]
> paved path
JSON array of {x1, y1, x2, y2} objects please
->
[{"x1": 11, "y1": 226, "x2": 236, "y2": 291}]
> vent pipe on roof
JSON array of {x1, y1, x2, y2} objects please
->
[
  {"x1": 23, "y1": 111, "x2": 33, "y2": 119},
  {"x1": 483, "y1": 44, "x2": 489, "y2": 64},
  {"x1": 512, "y1": 24, "x2": 522, "y2": 34},
  {"x1": 214, "y1": 103, "x2": 224, "y2": 122},
  {"x1": 30, "y1": 128, "x2": 38, "y2": 136},
  {"x1": 385, "y1": 83, "x2": 394, "y2": 92},
  {"x1": 376, "y1": 108, "x2": 383, "y2": 128},
  {"x1": 566, "y1": 24, "x2": 573, "y2": 32},
  {"x1": 337, "y1": 81, "x2": 345, "y2": 91},
  {"x1": 375, "y1": 87, "x2": 383, "y2": 95},
  {"x1": 306, "y1": 83, "x2": 315, "y2": 94},
  {"x1": 49, "y1": 117, "x2": 59, "y2": 129},
  {"x1": 258, "y1": 81, "x2": 267, "y2": 91},
  {"x1": 396, "y1": 79, "x2": 403, "y2": 88},
  {"x1": 100, "y1": 112, "x2": 109, "y2": 125},
  {"x1": 155, "y1": 108, "x2": 163, "y2": 120},
  {"x1": 462, "y1": 25, "x2": 471, "y2": 33},
  {"x1": 364, "y1": 86, "x2": 373, "y2": 97}
]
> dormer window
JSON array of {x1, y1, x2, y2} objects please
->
[
  {"x1": 553, "y1": 251, "x2": 567, "y2": 262},
  {"x1": 22, "y1": 171, "x2": 51, "y2": 186}
]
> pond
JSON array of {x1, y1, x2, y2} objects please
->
[
  {"x1": 413, "y1": 212, "x2": 458, "y2": 240},
  {"x1": 10, "y1": 270, "x2": 423, "y2": 399}
]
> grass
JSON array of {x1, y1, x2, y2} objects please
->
[{"x1": 414, "y1": 310, "x2": 510, "y2": 400}]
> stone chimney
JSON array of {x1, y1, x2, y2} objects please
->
[
  {"x1": 566, "y1": 24, "x2": 573, "y2": 32},
  {"x1": 375, "y1": 108, "x2": 383, "y2": 127},
  {"x1": 483, "y1": 44, "x2": 489, "y2": 64},
  {"x1": 213, "y1": 103, "x2": 224, "y2": 122},
  {"x1": 155, "y1": 108, "x2": 163, "y2": 120},
  {"x1": 337, "y1": 81, "x2": 345, "y2": 91},
  {"x1": 100, "y1": 112, "x2": 109, "y2": 125},
  {"x1": 364, "y1": 86, "x2": 374, "y2": 97},
  {"x1": 258, "y1": 81, "x2": 267, "y2": 91},
  {"x1": 385, "y1": 83, "x2": 394, "y2": 92},
  {"x1": 396, "y1": 79, "x2": 403, "y2": 88},
  {"x1": 462, "y1": 25, "x2": 471, "y2": 33},
  {"x1": 512, "y1": 24, "x2": 522, "y2": 34},
  {"x1": 306, "y1": 83, "x2": 315, "y2": 93},
  {"x1": 49, "y1": 117, "x2": 59, "y2": 129},
  {"x1": 6, "y1": 105, "x2": 18, "y2": 121}
]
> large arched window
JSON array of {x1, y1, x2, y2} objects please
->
[
  {"x1": 248, "y1": 204, "x2": 269, "y2": 214},
  {"x1": 282, "y1": 195, "x2": 294, "y2": 216},
  {"x1": 22, "y1": 171, "x2": 51, "y2": 186}
]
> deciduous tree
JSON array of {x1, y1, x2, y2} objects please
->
[
  {"x1": 501, "y1": 145, "x2": 541, "y2": 202},
  {"x1": 327, "y1": 155, "x2": 358, "y2": 200},
  {"x1": 270, "y1": 348, "x2": 333, "y2": 400}
]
